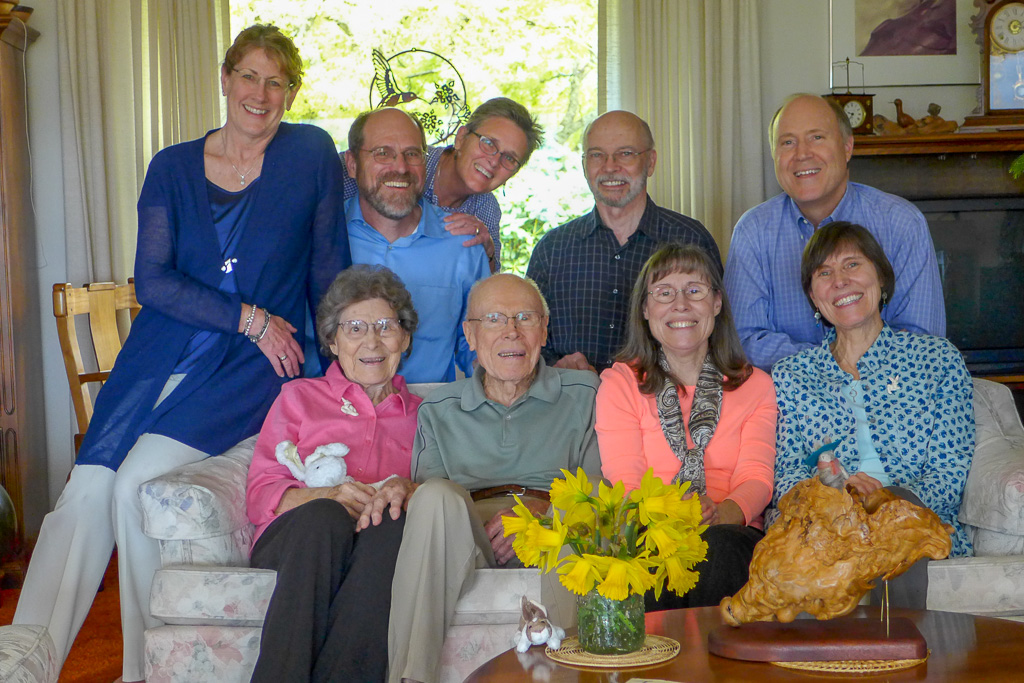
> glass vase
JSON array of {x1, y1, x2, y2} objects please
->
[{"x1": 576, "y1": 588, "x2": 646, "y2": 654}]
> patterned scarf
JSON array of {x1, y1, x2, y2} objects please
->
[{"x1": 655, "y1": 352, "x2": 723, "y2": 493}]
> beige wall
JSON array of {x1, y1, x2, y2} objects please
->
[
  {"x1": 22, "y1": 0, "x2": 73, "y2": 524},
  {"x1": 757, "y1": 0, "x2": 981, "y2": 200}
]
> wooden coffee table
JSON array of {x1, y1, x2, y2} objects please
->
[{"x1": 465, "y1": 606, "x2": 1024, "y2": 681}]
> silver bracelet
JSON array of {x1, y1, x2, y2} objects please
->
[
  {"x1": 242, "y1": 303, "x2": 257, "y2": 336},
  {"x1": 248, "y1": 308, "x2": 271, "y2": 343}
]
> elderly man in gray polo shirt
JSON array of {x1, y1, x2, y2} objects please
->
[{"x1": 380, "y1": 272, "x2": 600, "y2": 683}]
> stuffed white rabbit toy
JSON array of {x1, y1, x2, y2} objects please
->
[
  {"x1": 275, "y1": 441, "x2": 395, "y2": 489},
  {"x1": 513, "y1": 595, "x2": 565, "y2": 652}
]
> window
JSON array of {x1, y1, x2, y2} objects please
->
[{"x1": 232, "y1": 0, "x2": 597, "y2": 273}]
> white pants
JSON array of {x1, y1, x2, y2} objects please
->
[{"x1": 14, "y1": 376, "x2": 208, "y2": 681}]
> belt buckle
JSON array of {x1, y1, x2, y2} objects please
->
[{"x1": 507, "y1": 485, "x2": 527, "y2": 498}]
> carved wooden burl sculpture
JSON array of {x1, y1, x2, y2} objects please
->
[{"x1": 721, "y1": 479, "x2": 953, "y2": 626}]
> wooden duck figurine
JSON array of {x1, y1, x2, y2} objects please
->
[{"x1": 893, "y1": 99, "x2": 915, "y2": 129}]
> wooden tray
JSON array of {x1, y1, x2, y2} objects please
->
[{"x1": 708, "y1": 617, "x2": 927, "y2": 662}]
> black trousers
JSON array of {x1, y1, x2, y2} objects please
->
[
  {"x1": 645, "y1": 523, "x2": 764, "y2": 611},
  {"x1": 250, "y1": 498, "x2": 405, "y2": 683},
  {"x1": 867, "y1": 486, "x2": 931, "y2": 610}
]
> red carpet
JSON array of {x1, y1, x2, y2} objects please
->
[{"x1": 0, "y1": 555, "x2": 122, "y2": 683}]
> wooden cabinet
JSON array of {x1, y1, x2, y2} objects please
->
[
  {"x1": 0, "y1": 19, "x2": 44, "y2": 546},
  {"x1": 849, "y1": 131, "x2": 1024, "y2": 385}
]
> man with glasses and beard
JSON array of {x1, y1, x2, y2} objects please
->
[
  {"x1": 345, "y1": 108, "x2": 489, "y2": 382},
  {"x1": 527, "y1": 111, "x2": 720, "y2": 373}
]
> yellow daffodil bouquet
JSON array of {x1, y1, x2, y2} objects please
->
[{"x1": 503, "y1": 467, "x2": 709, "y2": 602}]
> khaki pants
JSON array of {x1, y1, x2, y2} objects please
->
[{"x1": 387, "y1": 479, "x2": 574, "y2": 683}]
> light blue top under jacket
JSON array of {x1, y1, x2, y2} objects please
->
[
  {"x1": 771, "y1": 324, "x2": 975, "y2": 557},
  {"x1": 346, "y1": 196, "x2": 489, "y2": 383}
]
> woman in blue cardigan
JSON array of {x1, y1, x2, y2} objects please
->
[
  {"x1": 14, "y1": 25, "x2": 349, "y2": 683},
  {"x1": 771, "y1": 221, "x2": 974, "y2": 609}
]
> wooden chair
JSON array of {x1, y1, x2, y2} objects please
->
[{"x1": 53, "y1": 280, "x2": 141, "y2": 453}]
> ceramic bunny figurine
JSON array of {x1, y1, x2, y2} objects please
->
[
  {"x1": 275, "y1": 441, "x2": 395, "y2": 489},
  {"x1": 513, "y1": 595, "x2": 565, "y2": 653}
]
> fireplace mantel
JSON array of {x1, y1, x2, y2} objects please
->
[
  {"x1": 849, "y1": 131, "x2": 1024, "y2": 201},
  {"x1": 852, "y1": 131, "x2": 1024, "y2": 157}
]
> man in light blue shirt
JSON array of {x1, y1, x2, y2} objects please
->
[
  {"x1": 724, "y1": 94, "x2": 945, "y2": 371},
  {"x1": 345, "y1": 108, "x2": 489, "y2": 382}
]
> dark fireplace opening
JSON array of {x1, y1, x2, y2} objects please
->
[{"x1": 916, "y1": 197, "x2": 1024, "y2": 376}]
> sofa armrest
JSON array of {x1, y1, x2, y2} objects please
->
[
  {"x1": 139, "y1": 435, "x2": 257, "y2": 541},
  {"x1": 960, "y1": 380, "x2": 1024, "y2": 540}
]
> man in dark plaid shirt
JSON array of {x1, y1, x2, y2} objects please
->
[{"x1": 527, "y1": 111, "x2": 721, "y2": 372}]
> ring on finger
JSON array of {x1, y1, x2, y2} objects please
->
[
  {"x1": 475, "y1": 226, "x2": 480, "y2": 235},
  {"x1": 278, "y1": 354, "x2": 288, "y2": 361}
]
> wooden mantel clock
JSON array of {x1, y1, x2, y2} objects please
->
[
  {"x1": 825, "y1": 58, "x2": 874, "y2": 135},
  {"x1": 964, "y1": 0, "x2": 1024, "y2": 128}
]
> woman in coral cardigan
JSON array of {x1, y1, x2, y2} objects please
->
[{"x1": 596, "y1": 244, "x2": 777, "y2": 609}]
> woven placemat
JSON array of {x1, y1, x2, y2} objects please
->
[
  {"x1": 545, "y1": 635, "x2": 680, "y2": 669},
  {"x1": 772, "y1": 651, "x2": 929, "y2": 674}
]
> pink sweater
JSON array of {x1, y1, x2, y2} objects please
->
[
  {"x1": 245, "y1": 363, "x2": 421, "y2": 547},
  {"x1": 596, "y1": 362, "x2": 777, "y2": 528}
]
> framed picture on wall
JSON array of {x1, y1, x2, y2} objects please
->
[{"x1": 829, "y1": 0, "x2": 981, "y2": 87}]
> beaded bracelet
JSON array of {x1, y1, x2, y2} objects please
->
[
  {"x1": 242, "y1": 303, "x2": 258, "y2": 337},
  {"x1": 248, "y1": 308, "x2": 271, "y2": 344}
]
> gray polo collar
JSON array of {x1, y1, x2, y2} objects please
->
[{"x1": 460, "y1": 357, "x2": 562, "y2": 411}]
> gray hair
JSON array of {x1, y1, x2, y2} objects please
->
[
  {"x1": 768, "y1": 93, "x2": 852, "y2": 156},
  {"x1": 465, "y1": 97, "x2": 545, "y2": 164},
  {"x1": 316, "y1": 265, "x2": 419, "y2": 360},
  {"x1": 466, "y1": 273, "x2": 550, "y2": 318},
  {"x1": 348, "y1": 108, "x2": 427, "y2": 156}
]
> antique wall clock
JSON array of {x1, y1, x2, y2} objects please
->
[{"x1": 965, "y1": 0, "x2": 1024, "y2": 127}]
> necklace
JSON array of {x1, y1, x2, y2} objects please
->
[{"x1": 222, "y1": 134, "x2": 259, "y2": 186}]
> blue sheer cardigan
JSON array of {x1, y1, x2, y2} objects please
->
[{"x1": 76, "y1": 123, "x2": 350, "y2": 470}]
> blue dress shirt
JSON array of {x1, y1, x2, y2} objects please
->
[
  {"x1": 724, "y1": 182, "x2": 946, "y2": 371},
  {"x1": 346, "y1": 197, "x2": 489, "y2": 383},
  {"x1": 342, "y1": 146, "x2": 502, "y2": 263}
]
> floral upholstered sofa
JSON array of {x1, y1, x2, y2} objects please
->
[
  {"x1": 138, "y1": 378, "x2": 1024, "y2": 681},
  {"x1": 137, "y1": 383, "x2": 568, "y2": 683}
]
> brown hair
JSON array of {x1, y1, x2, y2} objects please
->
[
  {"x1": 465, "y1": 97, "x2": 545, "y2": 164},
  {"x1": 618, "y1": 244, "x2": 751, "y2": 394},
  {"x1": 223, "y1": 24, "x2": 303, "y2": 89},
  {"x1": 800, "y1": 221, "x2": 895, "y2": 323}
]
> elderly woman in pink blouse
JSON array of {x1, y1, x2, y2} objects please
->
[
  {"x1": 245, "y1": 264, "x2": 421, "y2": 682},
  {"x1": 596, "y1": 244, "x2": 777, "y2": 610}
]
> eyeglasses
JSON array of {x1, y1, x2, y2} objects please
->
[
  {"x1": 232, "y1": 68, "x2": 291, "y2": 93},
  {"x1": 468, "y1": 131, "x2": 521, "y2": 172},
  {"x1": 360, "y1": 146, "x2": 426, "y2": 166},
  {"x1": 338, "y1": 318, "x2": 404, "y2": 338},
  {"x1": 583, "y1": 148, "x2": 652, "y2": 166},
  {"x1": 466, "y1": 311, "x2": 544, "y2": 329},
  {"x1": 648, "y1": 283, "x2": 713, "y2": 304}
]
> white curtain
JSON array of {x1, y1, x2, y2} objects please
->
[
  {"x1": 57, "y1": 0, "x2": 229, "y2": 285},
  {"x1": 599, "y1": 0, "x2": 764, "y2": 255}
]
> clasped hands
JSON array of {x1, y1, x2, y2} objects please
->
[
  {"x1": 326, "y1": 477, "x2": 418, "y2": 531},
  {"x1": 488, "y1": 496, "x2": 551, "y2": 566}
]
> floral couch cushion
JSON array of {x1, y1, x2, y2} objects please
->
[
  {"x1": 145, "y1": 625, "x2": 260, "y2": 683},
  {"x1": 959, "y1": 379, "x2": 1024, "y2": 541},
  {"x1": 140, "y1": 435, "x2": 257, "y2": 566},
  {"x1": 150, "y1": 566, "x2": 276, "y2": 626},
  {"x1": 0, "y1": 625, "x2": 58, "y2": 683}
]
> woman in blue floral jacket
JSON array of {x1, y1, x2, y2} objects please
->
[{"x1": 771, "y1": 221, "x2": 974, "y2": 607}]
